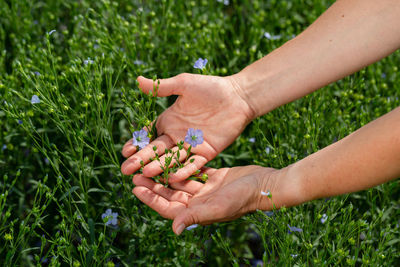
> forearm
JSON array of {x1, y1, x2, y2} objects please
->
[
  {"x1": 278, "y1": 107, "x2": 400, "y2": 208},
  {"x1": 231, "y1": 0, "x2": 400, "y2": 118}
]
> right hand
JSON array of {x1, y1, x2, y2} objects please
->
[
  {"x1": 121, "y1": 73, "x2": 254, "y2": 182},
  {"x1": 131, "y1": 165, "x2": 284, "y2": 235}
]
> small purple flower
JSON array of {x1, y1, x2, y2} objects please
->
[
  {"x1": 290, "y1": 254, "x2": 298, "y2": 258},
  {"x1": 48, "y1": 30, "x2": 56, "y2": 36},
  {"x1": 84, "y1": 57, "x2": 94, "y2": 65},
  {"x1": 249, "y1": 137, "x2": 256, "y2": 143},
  {"x1": 217, "y1": 0, "x2": 229, "y2": 5},
  {"x1": 185, "y1": 128, "x2": 204, "y2": 147},
  {"x1": 186, "y1": 224, "x2": 198, "y2": 231},
  {"x1": 18, "y1": 120, "x2": 22, "y2": 125},
  {"x1": 381, "y1": 73, "x2": 387, "y2": 79},
  {"x1": 265, "y1": 147, "x2": 271, "y2": 154},
  {"x1": 250, "y1": 259, "x2": 263, "y2": 266},
  {"x1": 34, "y1": 71, "x2": 41, "y2": 76},
  {"x1": 132, "y1": 129, "x2": 150, "y2": 149},
  {"x1": 133, "y1": 60, "x2": 144, "y2": 65},
  {"x1": 359, "y1": 232, "x2": 366, "y2": 240},
  {"x1": 101, "y1": 209, "x2": 118, "y2": 226},
  {"x1": 31, "y1": 95, "x2": 40, "y2": 104},
  {"x1": 44, "y1": 158, "x2": 50, "y2": 165},
  {"x1": 2, "y1": 144, "x2": 6, "y2": 151},
  {"x1": 193, "y1": 58, "x2": 208, "y2": 70},
  {"x1": 287, "y1": 224, "x2": 303, "y2": 234},
  {"x1": 264, "y1": 211, "x2": 274, "y2": 217},
  {"x1": 264, "y1": 32, "x2": 281, "y2": 40},
  {"x1": 320, "y1": 214, "x2": 328, "y2": 224},
  {"x1": 264, "y1": 32, "x2": 272, "y2": 39}
]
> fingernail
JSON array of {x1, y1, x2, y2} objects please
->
[{"x1": 176, "y1": 223, "x2": 185, "y2": 235}]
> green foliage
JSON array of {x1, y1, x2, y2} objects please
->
[{"x1": 0, "y1": 0, "x2": 399, "y2": 265}]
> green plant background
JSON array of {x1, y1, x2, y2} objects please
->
[{"x1": 0, "y1": 0, "x2": 399, "y2": 266}]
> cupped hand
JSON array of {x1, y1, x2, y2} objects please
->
[
  {"x1": 131, "y1": 165, "x2": 282, "y2": 235},
  {"x1": 121, "y1": 73, "x2": 254, "y2": 182}
]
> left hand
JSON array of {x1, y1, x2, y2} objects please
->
[
  {"x1": 121, "y1": 74, "x2": 254, "y2": 183},
  {"x1": 131, "y1": 165, "x2": 285, "y2": 235}
]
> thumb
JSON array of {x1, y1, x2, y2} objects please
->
[
  {"x1": 172, "y1": 203, "x2": 214, "y2": 235},
  {"x1": 137, "y1": 74, "x2": 187, "y2": 97}
]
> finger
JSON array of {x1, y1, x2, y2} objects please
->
[
  {"x1": 168, "y1": 155, "x2": 208, "y2": 183},
  {"x1": 122, "y1": 138, "x2": 137, "y2": 158},
  {"x1": 121, "y1": 135, "x2": 174, "y2": 175},
  {"x1": 132, "y1": 186, "x2": 186, "y2": 219},
  {"x1": 142, "y1": 146, "x2": 187, "y2": 177},
  {"x1": 137, "y1": 75, "x2": 186, "y2": 97},
  {"x1": 132, "y1": 174, "x2": 192, "y2": 204},
  {"x1": 172, "y1": 196, "x2": 241, "y2": 235},
  {"x1": 183, "y1": 140, "x2": 217, "y2": 162},
  {"x1": 172, "y1": 201, "x2": 216, "y2": 235},
  {"x1": 168, "y1": 179, "x2": 204, "y2": 195}
]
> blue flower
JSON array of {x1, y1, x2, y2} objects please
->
[
  {"x1": 185, "y1": 128, "x2": 204, "y2": 147},
  {"x1": 31, "y1": 95, "x2": 40, "y2": 104},
  {"x1": 101, "y1": 209, "x2": 118, "y2": 226},
  {"x1": 320, "y1": 213, "x2": 328, "y2": 224},
  {"x1": 264, "y1": 211, "x2": 274, "y2": 217},
  {"x1": 48, "y1": 30, "x2": 56, "y2": 35},
  {"x1": 287, "y1": 224, "x2": 303, "y2": 234},
  {"x1": 132, "y1": 129, "x2": 150, "y2": 149},
  {"x1": 264, "y1": 32, "x2": 281, "y2": 40},
  {"x1": 34, "y1": 71, "x2": 41, "y2": 76},
  {"x1": 134, "y1": 60, "x2": 144, "y2": 65},
  {"x1": 2, "y1": 144, "x2": 6, "y2": 151},
  {"x1": 265, "y1": 147, "x2": 271, "y2": 154},
  {"x1": 18, "y1": 120, "x2": 22, "y2": 124},
  {"x1": 250, "y1": 259, "x2": 263, "y2": 266},
  {"x1": 84, "y1": 57, "x2": 94, "y2": 65},
  {"x1": 186, "y1": 224, "x2": 198, "y2": 231},
  {"x1": 217, "y1": 0, "x2": 229, "y2": 5},
  {"x1": 193, "y1": 58, "x2": 208, "y2": 70},
  {"x1": 290, "y1": 254, "x2": 298, "y2": 258},
  {"x1": 249, "y1": 137, "x2": 256, "y2": 143}
]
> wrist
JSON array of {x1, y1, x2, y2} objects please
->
[
  {"x1": 226, "y1": 74, "x2": 258, "y2": 120},
  {"x1": 229, "y1": 58, "x2": 290, "y2": 119},
  {"x1": 256, "y1": 164, "x2": 307, "y2": 211}
]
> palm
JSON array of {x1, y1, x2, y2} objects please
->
[
  {"x1": 121, "y1": 74, "x2": 253, "y2": 182},
  {"x1": 131, "y1": 165, "x2": 277, "y2": 234}
]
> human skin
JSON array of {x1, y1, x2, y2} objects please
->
[
  {"x1": 123, "y1": 0, "x2": 400, "y2": 234},
  {"x1": 122, "y1": 0, "x2": 400, "y2": 183},
  {"x1": 132, "y1": 106, "x2": 400, "y2": 235},
  {"x1": 121, "y1": 74, "x2": 253, "y2": 182}
]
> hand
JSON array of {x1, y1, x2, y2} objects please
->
[
  {"x1": 121, "y1": 73, "x2": 254, "y2": 182},
  {"x1": 131, "y1": 165, "x2": 284, "y2": 235}
]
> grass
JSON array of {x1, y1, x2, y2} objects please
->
[{"x1": 0, "y1": 0, "x2": 399, "y2": 265}]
